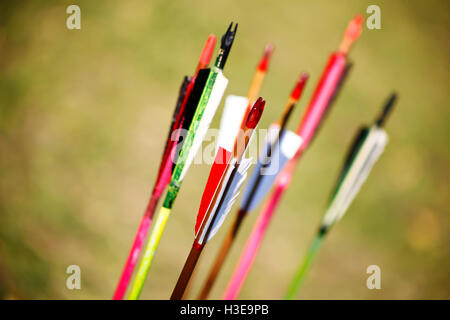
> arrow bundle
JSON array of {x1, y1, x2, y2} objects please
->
[
  {"x1": 197, "y1": 74, "x2": 308, "y2": 299},
  {"x1": 223, "y1": 15, "x2": 363, "y2": 300},
  {"x1": 127, "y1": 22, "x2": 238, "y2": 300},
  {"x1": 113, "y1": 34, "x2": 216, "y2": 300},
  {"x1": 112, "y1": 13, "x2": 399, "y2": 300}
]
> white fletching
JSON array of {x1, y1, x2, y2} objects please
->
[
  {"x1": 207, "y1": 157, "x2": 253, "y2": 242},
  {"x1": 196, "y1": 158, "x2": 236, "y2": 243},
  {"x1": 180, "y1": 70, "x2": 228, "y2": 181},
  {"x1": 280, "y1": 130, "x2": 303, "y2": 159},
  {"x1": 322, "y1": 126, "x2": 388, "y2": 228},
  {"x1": 216, "y1": 95, "x2": 249, "y2": 153}
]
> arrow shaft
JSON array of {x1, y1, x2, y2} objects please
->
[
  {"x1": 284, "y1": 233, "x2": 324, "y2": 300},
  {"x1": 223, "y1": 185, "x2": 284, "y2": 300},
  {"x1": 113, "y1": 194, "x2": 159, "y2": 300},
  {"x1": 172, "y1": 164, "x2": 239, "y2": 299},
  {"x1": 197, "y1": 209, "x2": 245, "y2": 299},
  {"x1": 246, "y1": 71, "x2": 265, "y2": 106},
  {"x1": 128, "y1": 206, "x2": 172, "y2": 300},
  {"x1": 113, "y1": 75, "x2": 191, "y2": 300},
  {"x1": 171, "y1": 244, "x2": 203, "y2": 300}
]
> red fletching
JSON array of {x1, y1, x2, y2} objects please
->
[
  {"x1": 245, "y1": 98, "x2": 265, "y2": 129},
  {"x1": 195, "y1": 147, "x2": 233, "y2": 235},
  {"x1": 290, "y1": 73, "x2": 309, "y2": 101},
  {"x1": 257, "y1": 44, "x2": 274, "y2": 72}
]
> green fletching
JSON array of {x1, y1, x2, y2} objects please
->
[{"x1": 163, "y1": 69, "x2": 218, "y2": 209}]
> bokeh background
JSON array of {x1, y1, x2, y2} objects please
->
[{"x1": 0, "y1": 0, "x2": 449, "y2": 299}]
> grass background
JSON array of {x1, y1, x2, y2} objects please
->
[{"x1": 0, "y1": 0, "x2": 449, "y2": 299}]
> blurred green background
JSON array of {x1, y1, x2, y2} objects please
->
[{"x1": 0, "y1": 0, "x2": 449, "y2": 299}]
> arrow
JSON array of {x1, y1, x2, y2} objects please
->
[{"x1": 285, "y1": 93, "x2": 397, "y2": 299}]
